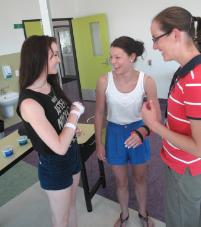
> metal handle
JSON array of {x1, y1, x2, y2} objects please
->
[{"x1": 101, "y1": 58, "x2": 110, "y2": 65}]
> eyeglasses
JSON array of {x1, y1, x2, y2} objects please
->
[{"x1": 152, "y1": 31, "x2": 171, "y2": 43}]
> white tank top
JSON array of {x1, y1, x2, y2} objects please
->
[{"x1": 105, "y1": 71, "x2": 145, "y2": 125}]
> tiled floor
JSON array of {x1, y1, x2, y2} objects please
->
[{"x1": 0, "y1": 182, "x2": 165, "y2": 227}]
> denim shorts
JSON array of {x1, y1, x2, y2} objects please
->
[
  {"x1": 105, "y1": 120, "x2": 150, "y2": 165},
  {"x1": 38, "y1": 142, "x2": 81, "y2": 190}
]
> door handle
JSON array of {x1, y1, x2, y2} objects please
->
[{"x1": 101, "y1": 58, "x2": 109, "y2": 65}]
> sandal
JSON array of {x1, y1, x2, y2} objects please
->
[
  {"x1": 114, "y1": 212, "x2": 129, "y2": 227},
  {"x1": 138, "y1": 211, "x2": 154, "y2": 227}
]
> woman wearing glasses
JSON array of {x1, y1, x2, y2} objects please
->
[
  {"x1": 95, "y1": 36, "x2": 160, "y2": 227},
  {"x1": 142, "y1": 6, "x2": 201, "y2": 227}
]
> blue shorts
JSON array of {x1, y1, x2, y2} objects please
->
[
  {"x1": 38, "y1": 142, "x2": 81, "y2": 190},
  {"x1": 105, "y1": 121, "x2": 150, "y2": 165}
]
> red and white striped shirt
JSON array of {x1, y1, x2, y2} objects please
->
[{"x1": 161, "y1": 55, "x2": 201, "y2": 176}]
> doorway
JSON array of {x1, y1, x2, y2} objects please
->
[{"x1": 72, "y1": 14, "x2": 111, "y2": 101}]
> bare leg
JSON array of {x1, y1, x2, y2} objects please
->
[
  {"x1": 45, "y1": 186, "x2": 72, "y2": 227},
  {"x1": 132, "y1": 164, "x2": 154, "y2": 227},
  {"x1": 112, "y1": 165, "x2": 129, "y2": 227},
  {"x1": 132, "y1": 164, "x2": 147, "y2": 216},
  {"x1": 68, "y1": 172, "x2": 80, "y2": 227}
]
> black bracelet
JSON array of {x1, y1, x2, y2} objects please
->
[
  {"x1": 134, "y1": 130, "x2": 144, "y2": 143},
  {"x1": 141, "y1": 125, "x2": 151, "y2": 136}
]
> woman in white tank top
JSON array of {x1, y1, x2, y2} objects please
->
[{"x1": 95, "y1": 36, "x2": 160, "y2": 227}]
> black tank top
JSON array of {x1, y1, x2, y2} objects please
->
[{"x1": 17, "y1": 87, "x2": 75, "y2": 155}]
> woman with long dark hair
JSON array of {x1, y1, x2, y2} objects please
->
[{"x1": 17, "y1": 35, "x2": 84, "y2": 227}]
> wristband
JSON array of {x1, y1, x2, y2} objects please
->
[
  {"x1": 64, "y1": 122, "x2": 76, "y2": 131},
  {"x1": 72, "y1": 102, "x2": 85, "y2": 114},
  {"x1": 133, "y1": 130, "x2": 144, "y2": 143},
  {"x1": 70, "y1": 110, "x2": 81, "y2": 118},
  {"x1": 141, "y1": 125, "x2": 151, "y2": 136}
]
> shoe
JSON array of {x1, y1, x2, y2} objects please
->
[
  {"x1": 114, "y1": 212, "x2": 129, "y2": 227},
  {"x1": 138, "y1": 211, "x2": 154, "y2": 227}
]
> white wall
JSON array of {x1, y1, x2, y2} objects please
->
[
  {"x1": 0, "y1": 0, "x2": 40, "y2": 55},
  {"x1": 1, "y1": 0, "x2": 201, "y2": 98}
]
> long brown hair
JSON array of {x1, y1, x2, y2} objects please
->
[{"x1": 19, "y1": 35, "x2": 71, "y2": 104}]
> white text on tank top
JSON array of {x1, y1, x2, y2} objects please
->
[{"x1": 105, "y1": 71, "x2": 145, "y2": 125}]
